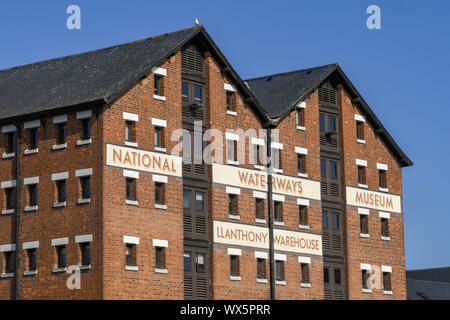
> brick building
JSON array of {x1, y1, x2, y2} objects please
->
[{"x1": 0, "y1": 26, "x2": 412, "y2": 300}]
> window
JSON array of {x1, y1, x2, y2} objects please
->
[
  {"x1": 274, "y1": 201, "x2": 283, "y2": 222},
  {"x1": 4, "y1": 251, "x2": 14, "y2": 274},
  {"x1": 360, "y1": 215, "x2": 369, "y2": 234},
  {"x1": 28, "y1": 184, "x2": 38, "y2": 207},
  {"x1": 255, "y1": 198, "x2": 265, "y2": 220},
  {"x1": 194, "y1": 85, "x2": 203, "y2": 105},
  {"x1": 379, "y1": 170, "x2": 387, "y2": 189},
  {"x1": 299, "y1": 205, "x2": 308, "y2": 226},
  {"x1": 80, "y1": 176, "x2": 91, "y2": 200},
  {"x1": 81, "y1": 119, "x2": 90, "y2": 141},
  {"x1": 257, "y1": 258, "x2": 266, "y2": 279},
  {"x1": 334, "y1": 269, "x2": 341, "y2": 284},
  {"x1": 356, "y1": 121, "x2": 364, "y2": 140},
  {"x1": 154, "y1": 75, "x2": 163, "y2": 96},
  {"x1": 319, "y1": 114, "x2": 325, "y2": 132},
  {"x1": 230, "y1": 255, "x2": 240, "y2": 277},
  {"x1": 226, "y1": 92, "x2": 234, "y2": 111},
  {"x1": 358, "y1": 166, "x2": 366, "y2": 185},
  {"x1": 362, "y1": 269, "x2": 370, "y2": 289},
  {"x1": 329, "y1": 116, "x2": 337, "y2": 132},
  {"x1": 296, "y1": 108, "x2": 305, "y2": 127},
  {"x1": 184, "y1": 252, "x2": 191, "y2": 271},
  {"x1": 228, "y1": 194, "x2": 238, "y2": 216},
  {"x1": 272, "y1": 148, "x2": 282, "y2": 170},
  {"x1": 183, "y1": 190, "x2": 191, "y2": 209},
  {"x1": 27, "y1": 249, "x2": 37, "y2": 271},
  {"x1": 254, "y1": 144, "x2": 263, "y2": 166},
  {"x1": 321, "y1": 160, "x2": 327, "y2": 177},
  {"x1": 276, "y1": 260, "x2": 285, "y2": 281},
  {"x1": 56, "y1": 245, "x2": 66, "y2": 269},
  {"x1": 196, "y1": 253, "x2": 205, "y2": 272},
  {"x1": 154, "y1": 127, "x2": 164, "y2": 148},
  {"x1": 155, "y1": 182, "x2": 165, "y2": 205},
  {"x1": 29, "y1": 128, "x2": 38, "y2": 150},
  {"x1": 381, "y1": 218, "x2": 390, "y2": 237},
  {"x1": 57, "y1": 123, "x2": 66, "y2": 145},
  {"x1": 155, "y1": 247, "x2": 166, "y2": 269},
  {"x1": 301, "y1": 263, "x2": 310, "y2": 284},
  {"x1": 56, "y1": 180, "x2": 66, "y2": 203},
  {"x1": 182, "y1": 82, "x2": 189, "y2": 102},
  {"x1": 196, "y1": 192, "x2": 204, "y2": 211},
  {"x1": 6, "y1": 132, "x2": 15, "y2": 154},
  {"x1": 331, "y1": 212, "x2": 339, "y2": 230},
  {"x1": 330, "y1": 161, "x2": 338, "y2": 179},
  {"x1": 297, "y1": 154, "x2": 306, "y2": 175},
  {"x1": 324, "y1": 268, "x2": 329, "y2": 283},
  {"x1": 5, "y1": 187, "x2": 15, "y2": 210},
  {"x1": 126, "y1": 178, "x2": 136, "y2": 201},
  {"x1": 125, "y1": 121, "x2": 136, "y2": 143},
  {"x1": 80, "y1": 243, "x2": 90, "y2": 267},
  {"x1": 126, "y1": 244, "x2": 136, "y2": 267},
  {"x1": 383, "y1": 272, "x2": 392, "y2": 291},
  {"x1": 227, "y1": 140, "x2": 237, "y2": 163},
  {"x1": 322, "y1": 212, "x2": 328, "y2": 229}
]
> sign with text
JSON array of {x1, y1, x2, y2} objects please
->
[
  {"x1": 211, "y1": 163, "x2": 321, "y2": 201},
  {"x1": 346, "y1": 186, "x2": 402, "y2": 213},
  {"x1": 106, "y1": 143, "x2": 182, "y2": 177},
  {"x1": 213, "y1": 220, "x2": 322, "y2": 256}
]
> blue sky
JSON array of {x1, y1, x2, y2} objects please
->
[{"x1": 0, "y1": 0, "x2": 449, "y2": 270}]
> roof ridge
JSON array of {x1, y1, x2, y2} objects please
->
[
  {"x1": 0, "y1": 26, "x2": 202, "y2": 74},
  {"x1": 245, "y1": 63, "x2": 337, "y2": 82},
  {"x1": 407, "y1": 267, "x2": 450, "y2": 272}
]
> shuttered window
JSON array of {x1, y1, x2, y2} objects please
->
[
  {"x1": 319, "y1": 112, "x2": 339, "y2": 149},
  {"x1": 181, "y1": 42, "x2": 204, "y2": 74},
  {"x1": 184, "y1": 248, "x2": 209, "y2": 299},
  {"x1": 321, "y1": 158, "x2": 340, "y2": 198},
  {"x1": 324, "y1": 264, "x2": 345, "y2": 300},
  {"x1": 183, "y1": 189, "x2": 207, "y2": 241},
  {"x1": 322, "y1": 210, "x2": 343, "y2": 253}
]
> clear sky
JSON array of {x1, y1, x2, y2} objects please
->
[{"x1": 0, "y1": 0, "x2": 448, "y2": 270}]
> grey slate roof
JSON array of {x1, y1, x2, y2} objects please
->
[
  {"x1": 245, "y1": 64, "x2": 336, "y2": 118},
  {"x1": 406, "y1": 267, "x2": 450, "y2": 300},
  {"x1": 0, "y1": 27, "x2": 201, "y2": 121}
]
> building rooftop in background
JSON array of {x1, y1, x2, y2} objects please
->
[{"x1": 406, "y1": 267, "x2": 450, "y2": 300}]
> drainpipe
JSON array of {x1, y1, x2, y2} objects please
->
[
  {"x1": 265, "y1": 126, "x2": 275, "y2": 300},
  {"x1": 14, "y1": 123, "x2": 21, "y2": 300}
]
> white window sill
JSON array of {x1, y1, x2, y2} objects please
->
[
  {"x1": 296, "y1": 126, "x2": 306, "y2": 131},
  {"x1": 24, "y1": 148, "x2": 38, "y2": 155},
  {"x1": 381, "y1": 236, "x2": 391, "y2": 241},
  {"x1": 228, "y1": 214, "x2": 241, "y2": 221},
  {"x1": 53, "y1": 202, "x2": 66, "y2": 208},
  {"x1": 227, "y1": 110, "x2": 237, "y2": 116},
  {"x1": 254, "y1": 165, "x2": 265, "y2": 171},
  {"x1": 257, "y1": 278, "x2": 268, "y2": 284},
  {"x1": 78, "y1": 198, "x2": 91, "y2": 205},
  {"x1": 379, "y1": 188, "x2": 389, "y2": 193},
  {"x1": 360, "y1": 233, "x2": 371, "y2": 239},
  {"x1": 1, "y1": 273, "x2": 14, "y2": 279},
  {"x1": 155, "y1": 204, "x2": 167, "y2": 210},
  {"x1": 230, "y1": 276, "x2": 241, "y2": 281},
  {"x1": 298, "y1": 173, "x2": 308, "y2": 178},
  {"x1": 125, "y1": 141, "x2": 138, "y2": 148},
  {"x1": 77, "y1": 139, "x2": 92, "y2": 146},
  {"x1": 273, "y1": 168, "x2": 283, "y2": 174},
  {"x1": 255, "y1": 218, "x2": 267, "y2": 224},
  {"x1": 274, "y1": 221, "x2": 285, "y2": 227},
  {"x1": 155, "y1": 268, "x2": 168, "y2": 274},
  {"x1": 52, "y1": 267, "x2": 67, "y2": 274},
  {"x1": 153, "y1": 94, "x2": 167, "y2": 101},
  {"x1": 358, "y1": 184, "x2": 368, "y2": 189},
  {"x1": 125, "y1": 199, "x2": 139, "y2": 206},
  {"x1": 362, "y1": 288, "x2": 373, "y2": 294},
  {"x1": 301, "y1": 282, "x2": 312, "y2": 288},
  {"x1": 276, "y1": 280, "x2": 287, "y2": 286},
  {"x1": 2, "y1": 153, "x2": 15, "y2": 159},
  {"x1": 24, "y1": 206, "x2": 38, "y2": 212},
  {"x1": 154, "y1": 147, "x2": 167, "y2": 153},
  {"x1": 227, "y1": 160, "x2": 240, "y2": 166},
  {"x1": 299, "y1": 224, "x2": 310, "y2": 230},
  {"x1": 383, "y1": 290, "x2": 393, "y2": 295},
  {"x1": 125, "y1": 266, "x2": 138, "y2": 271},
  {"x1": 79, "y1": 265, "x2": 92, "y2": 271},
  {"x1": 2, "y1": 209, "x2": 15, "y2": 215},
  {"x1": 52, "y1": 143, "x2": 67, "y2": 151},
  {"x1": 24, "y1": 270, "x2": 38, "y2": 276},
  {"x1": 357, "y1": 139, "x2": 366, "y2": 145}
]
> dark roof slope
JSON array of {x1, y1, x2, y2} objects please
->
[
  {"x1": 246, "y1": 64, "x2": 413, "y2": 167},
  {"x1": 0, "y1": 27, "x2": 201, "y2": 121},
  {"x1": 245, "y1": 64, "x2": 335, "y2": 118},
  {"x1": 407, "y1": 267, "x2": 450, "y2": 283}
]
